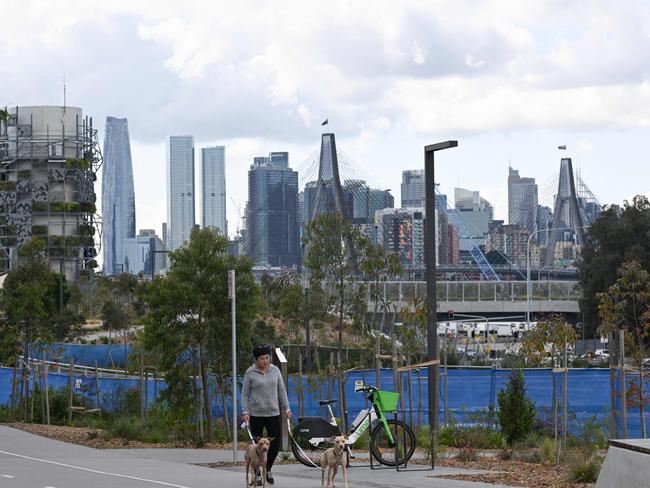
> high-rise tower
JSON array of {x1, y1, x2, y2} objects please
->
[
  {"x1": 201, "y1": 145, "x2": 227, "y2": 235},
  {"x1": 508, "y1": 167, "x2": 538, "y2": 234},
  {"x1": 102, "y1": 117, "x2": 136, "y2": 275},
  {"x1": 246, "y1": 152, "x2": 299, "y2": 267},
  {"x1": 401, "y1": 169, "x2": 426, "y2": 208},
  {"x1": 167, "y1": 136, "x2": 195, "y2": 251}
]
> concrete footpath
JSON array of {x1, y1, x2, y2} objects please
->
[{"x1": 0, "y1": 425, "x2": 519, "y2": 488}]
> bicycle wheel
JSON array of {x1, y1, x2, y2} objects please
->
[
  {"x1": 370, "y1": 419, "x2": 416, "y2": 466},
  {"x1": 290, "y1": 428, "x2": 332, "y2": 467}
]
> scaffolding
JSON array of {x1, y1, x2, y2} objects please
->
[{"x1": 0, "y1": 105, "x2": 102, "y2": 280}]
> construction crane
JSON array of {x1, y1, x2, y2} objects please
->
[
  {"x1": 435, "y1": 187, "x2": 501, "y2": 281},
  {"x1": 230, "y1": 197, "x2": 245, "y2": 235}
]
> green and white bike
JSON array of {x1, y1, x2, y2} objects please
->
[{"x1": 290, "y1": 382, "x2": 415, "y2": 467}]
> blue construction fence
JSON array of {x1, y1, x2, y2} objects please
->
[
  {"x1": 25, "y1": 343, "x2": 132, "y2": 369},
  {"x1": 0, "y1": 365, "x2": 645, "y2": 438}
]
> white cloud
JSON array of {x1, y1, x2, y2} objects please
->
[{"x1": 2, "y1": 0, "x2": 650, "y2": 236}]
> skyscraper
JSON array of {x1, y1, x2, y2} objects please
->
[
  {"x1": 201, "y1": 145, "x2": 227, "y2": 235},
  {"x1": 450, "y1": 187, "x2": 493, "y2": 262},
  {"x1": 401, "y1": 169, "x2": 425, "y2": 208},
  {"x1": 167, "y1": 136, "x2": 195, "y2": 251},
  {"x1": 102, "y1": 116, "x2": 136, "y2": 275},
  {"x1": 508, "y1": 167, "x2": 538, "y2": 233},
  {"x1": 246, "y1": 152, "x2": 299, "y2": 267}
]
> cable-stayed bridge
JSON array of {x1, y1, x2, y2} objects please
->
[{"x1": 294, "y1": 132, "x2": 601, "y2": 281}]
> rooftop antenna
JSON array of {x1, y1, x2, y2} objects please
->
[{"x1": 63, "y1": 76, "x2": 66, "y2": 108}]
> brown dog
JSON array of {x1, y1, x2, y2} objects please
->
[
  {"x1": 245, "y1": 437, "x2": 274, "y2": 488},
  {"x1": 320, "y1": 436, "x2": 348, "y2": 488}
]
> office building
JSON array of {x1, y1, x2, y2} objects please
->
[
  {"x1": 246, "y1": 152, "x2": 299, "y2": 267},
  {"x1": 201, "y1": 145, "x2": 227, "y2": 235},
  {"x1": 401, "y1": 169, "x2": 425, "y2": 208},
  {"x1": 167, "y1": 136, "x2": 195, "y2": 251},
  {"x1": 449, "y1": 188, "x2": 493, "y2": 262},
  {"x1": 508, "y1": 167, "x2": 538, "y2": 233},
  {"x1": 123, "y1": 229, "x2": 165, "y2": 276},
  {"x1": 102, "y1": 116, "x2": 136, "y2": 275},
  {"x1": 486, "y1": 222, "x2": 530, "y2": 268}
]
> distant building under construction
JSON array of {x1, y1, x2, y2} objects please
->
[{"x1": 0, "y1": 105, "x2": 100, "y2": 280}]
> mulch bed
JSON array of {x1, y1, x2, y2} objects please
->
[
  {"x1": 2, "y1": 422, "x2": 231, "y2": 450},
  {"x1": 434, "y1": 457, "x2": 595, "y2": 488}
]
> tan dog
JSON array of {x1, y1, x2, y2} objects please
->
[
  {"x1": 320, "y1": 436, "x2": 348, "y2": 488},
  {"x1": 244, "y1": 437, "x2": 274, "y2": 488}
]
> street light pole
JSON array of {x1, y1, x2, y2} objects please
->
[
  {"x1": 526, "y1": 225, "x2": 590, "y2": 327},
  {"x1": 424, "y1": 140, "x2": 457, "y2": 436}
]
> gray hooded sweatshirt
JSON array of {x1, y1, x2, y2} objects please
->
[{"x1": 241, "y1": 363, "x2": 290, "y2": 417}]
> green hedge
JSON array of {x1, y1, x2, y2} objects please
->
[
  {"x1": 32, "y1": 202, "x2": 48, "y2": 212},
  {"x1": 50, "y1": 202, "x2": 80, "y2": 213},
  {"x1": 79, "y1": 202, "x2": 96, "y2": 213},
  {"x1": 0, "y1": 181, "x2": 16, "y2": 191},
  {"x1": 65, "y1": 158, "x2": 91, "y2": 170},
  {"x1": 32, "y1": 225, "x2": 48, "y2": 235},
  {"x1": 79, "y1": 224, "x2": 95, "y2": 236}
]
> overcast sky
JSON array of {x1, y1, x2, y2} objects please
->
[{"x1": 2, "y1": 0, "x2": 649, "y2": 238}]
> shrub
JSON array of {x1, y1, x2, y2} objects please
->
[
  {"x1": 498, "y1": 369, "x2": 536, "y2": 445},
  {"x1": 32, "y1": 202, "x2": 48, "y2": 212},
  {"x1": 437, "y1": 426, "x2": 457, "y2": 447},
  {"x1": 0, "y1": 180, "x2": 17, "y2": 191},
  {"x1": 567, "y1": 457, "x2": 602, "y2": 483},
  {"x1": 515, "y1": 449, "x2": 542, "y2": 464},
  {"x1": 32, "y1": 225, "x2": 48, "y2": 235},
  {"x1": 540, "y1": 437, "x2": 555, "y2": 464}
]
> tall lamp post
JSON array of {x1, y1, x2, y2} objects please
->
[
  {"x1": 424, "y1": 140, "x2": 457, "y2": 435},
  {"x1": 526, "y1": 225, "x2": 589, "y2": 327}
]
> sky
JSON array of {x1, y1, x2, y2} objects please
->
[{"x1": 1, "y1": 0, "x2": 650, "y2": 239}]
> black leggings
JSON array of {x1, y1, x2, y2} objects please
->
[{"x1": 249, "y1": 415, "x2": 281, "y2": 471}]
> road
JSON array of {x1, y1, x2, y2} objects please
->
[{"x1": 0, "y1": 425, "x2": 519, "y2": 488}]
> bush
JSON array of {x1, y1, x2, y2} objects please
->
[
  {"x1": 437, "y1": 426, "x2": 457, "y2": 446},
  {"x1": 540, "y1": 437, "x2": 555, "y2": 464},
  {"x1": 567, "y1": 457, "x2": 602, "y2": 483},
  {"x1": 498, "y1": 369, "x2": 536, "y2": 445}
]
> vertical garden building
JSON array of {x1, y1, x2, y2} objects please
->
[{"x1": 0, "y1": 106, "x2": 100, "y2": 280}]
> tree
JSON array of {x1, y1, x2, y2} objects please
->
[
  {"x1": 144, "y1": 227, "x2": 259, "y2": 441},
  {"x1": 521, "y1": 313, "x2": 576, "y2": 429},
  {"x1": 303, "y1": 212, "x2": 369, "y2": 430},
  {"x1": 360, "y1": 242, "x2": 402, "y2": 385},
  {"x1": 579, "y1": 196, "x2": 650, "y2": 337},
  {"x1": 498, "y1": 369, "x2": 536, "y2": 445},
  {"x1": 278, "y1": 283, "x2": 307, "y2": 359},
  {"x1": 0, "y1": 241, "x2": 80, "y2": 418},
  {"x1": 597, "y1": 260, "x2": 650, "y2": 438}
]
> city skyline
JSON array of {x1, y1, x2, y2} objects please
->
[{"x1": 3, "y1": 1, "x2": 649, "y2": 241}]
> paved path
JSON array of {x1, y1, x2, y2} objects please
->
[{"x1": 0, "y1": 425, "x2": 519, "y2": 488}]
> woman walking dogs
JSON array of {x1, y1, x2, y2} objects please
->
[{"x1": 242, "y1": 345, "x2": 292, "y2": 486}]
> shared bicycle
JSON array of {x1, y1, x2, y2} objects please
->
[{"x1": 290, "y1": 382, "x2": 416, "y2": 467}]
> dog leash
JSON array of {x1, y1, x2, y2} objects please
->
[
  {"x1": 285, "y1": 418, "x2": 322, "y2": 469},
  {"x1": 241, "y1": 421, "x2": 256, "y2": 445}
]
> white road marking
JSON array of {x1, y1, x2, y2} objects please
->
[
  {"x1": 0, "y1": 450, "x2": 192, "y2": 488},
  {"x1": 2, "y1": 474, "x2": 15, "y2": 478}
]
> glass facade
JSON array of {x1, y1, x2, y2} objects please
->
[
  {"x1": 102, "y1": 116, "x2": 136, "y2": 275},
  {"x1": 201, "y1": 145, "x2": 227, "y2": 234},
  {"x1": 167, "y1": 136, "x2": 195, "y2": 251},
  {"x1": 247, "y1": 154, "x2": 299, "y2": 267}
]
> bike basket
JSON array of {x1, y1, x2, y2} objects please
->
[{"x1": 375, "y1": 390, "x2": 399, "y2": 412}]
